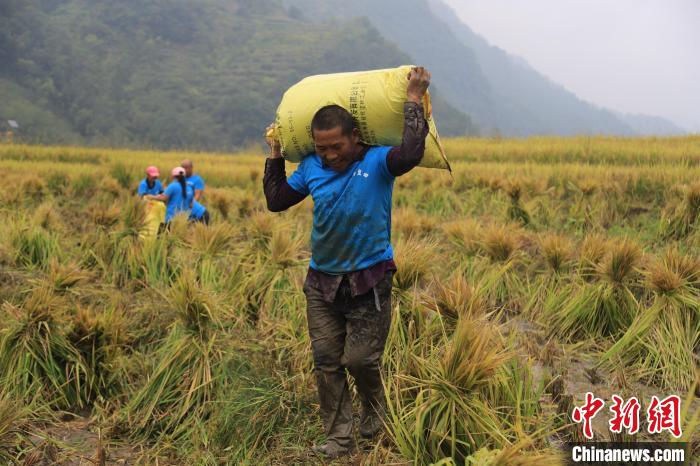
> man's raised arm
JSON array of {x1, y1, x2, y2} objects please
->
[
  {"x1": 386, "y1": 67, "x2": 431, "y2": 177},
  {"x1": 263, "y1": 124, "x2": 306, "y2": 212}
]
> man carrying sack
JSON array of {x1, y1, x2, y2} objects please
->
[{"x1": 263, "y1": 66, "x2": 431, "y2": 459}]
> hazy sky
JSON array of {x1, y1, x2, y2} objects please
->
[{"x1": 441, "y1": 0, "x2": 700, "y2": 132}]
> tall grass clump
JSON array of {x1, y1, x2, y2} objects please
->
[
  {"x1": 441, "y1": 218, "x2": 482, "y2": 256},
  {"x1": 423, "y1": 273, "x2": 487, "y2": 323},
  {"x1": 44, "y1": 259, "x2": 92, "y2": 294},
  {"x1": 480, "y1": 223, "x2": 522, "y2": 263},
  {"x1": 539, "y1": 233, "x2": 574, "y2": 277},
  {"x1": 660, "y1": 182, "x2": 700, "y2": 240},
  {"x1": 187, "y1": 222, "x2": 237, "y2": 260},
  {"x1": 123, "y1": 271, "x2": 227, "y2": 440},
  {"x1": 207, "y1": 372, "x2": 308, "y2": 463},
  {"x1": 468, "y1": 224, "x2": 529, "y2": 313},
  {"x1": 0, "y1": 288, "x2": 90, "y2": 408},
  {"x1": 110, "y1": 162, "x2": 134, "y2": 190},
  {"x1": 11, "y1": 223, "x2": 61, "y2": 270},
  {"x1": 505, "y1": 179, "x2": 530, "y2": 226},
  {"x1": 544, "y1": 239, "x2": 641, "y2": 341},
  {"x1": 0, "y1": 393, "x2": 27, "y2": 463},
  {"x1": 385, "y1": 316, "x2": 553, "y2": 464},
  {"x1": 116, "y1": 196, "x2": 147, "y2": 239},
  {"x1": 20, "y1": 175, "x2": 48, "y2": 203},
  {"x1": 67, "y1": 306, "x2": 129, "y2": 401},
  {"x1": 602, "y1": 249, "x2": 700, "y2": 390},
  {"x1": 392, "y1": 236, "x2": 437, "y2": 290}
]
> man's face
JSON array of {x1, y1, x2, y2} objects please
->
[
  {"x1": 312, "y1": 126, "x2": 360, "y2": 173},
  {"x1": 181, "y1": 162, "x2": 193, "y2": 177}
]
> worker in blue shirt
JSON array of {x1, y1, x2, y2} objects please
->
[
  {"x1": 181, "y1": 159, "x2": 210, "y2": 224},
  {"x1": 137, "y1": 166, "x2": 163, "y2": 197},
  {"x1": 263, "y1": 67, "x2": 432, "y2": 459},
  {"x1": 145, "y1": 167, "x2": 194, "y2": 223}
]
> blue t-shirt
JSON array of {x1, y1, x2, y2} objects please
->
[
  {"x1": 287, "y1": 146, "x2": 395, "y2": 274},
  {"x1": 187, "y1": 174, "x2": 205, "y2": 193},
  {"x1": 186, "y1": 175, "x2": 207, "y2": 219},
  {"x1": 164, "y1": 181, "x2": 194, "y2": 222},
  {"x1": 137, "y1": 178, "x2": 163, "y2": 196},
  {"x1": 190, "y1": 199, "x2": 207, "y2": 219}
]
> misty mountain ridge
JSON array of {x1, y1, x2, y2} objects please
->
[
  {"x1": 285, "y1": 0, "x2": 684, "y2": 137},
  {"x1": 0, "y1": 0, "x2": 684, "y2": 150}
]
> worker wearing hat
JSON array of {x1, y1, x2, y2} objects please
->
[
  {"x1": 137, "y1": 166, "x2": 164, "y2": 197},
  {"x1": 145, "y1": 166, "x2": 195, "y2": 223}
]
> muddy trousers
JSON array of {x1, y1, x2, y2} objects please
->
[{"x1": 303, "y1": 271, "x2": 393, "y2": 449}]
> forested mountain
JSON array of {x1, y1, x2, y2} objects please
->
[
  {"x1": 0, "y1": 0, "x2": 683, "y2": 148},
  {"x1": 0, "y1": 0, "x2": 473, "y2": 148}
]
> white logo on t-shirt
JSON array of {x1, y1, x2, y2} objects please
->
[{"x1": 353, "y1": 169, "x2": 370, "y2": 178}]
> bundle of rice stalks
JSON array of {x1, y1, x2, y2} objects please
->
[
  {"x1": 234, "y1": 242, "x2": 306, "y2": 324},
  {"x1": 480, "y1": 223, "x2": 523, "y2": 263},
  {"x1": 43, "y1": 259, "x2": 92, "y2": 293},
  {"x1": 165, "y1": 214, "x2": 190, "y2": 244},
  {"x1": 268, "y1": 229, "x2": 305, "y2": 269},
  {"x1": 539, "y1": 234, "x2": 574, "y2": 275},
  {"x1": 0, "y1": 393, "x2": 26, "y2": 463},
  {"x1": 505, "y1": 179, "x2": 531, "y2": 226},
  {"x1": 441, "y1": 218, "x2": 482, "y2": 256},
  {"x1": 392, "y1": 236, "x2": 437, "y2": 290},
  {"x1": 566, "y1": 179, "x2": 603, "y2": 230},
  {"x1": 233, "y1": 190, "x2": 257, "y2": 218},
  {"x1": 462, "y1": 255, "x2": 528, "y2": 315},
  {"x1": 116, "y1": 196, "x2": 147, "y2": 239},
  {"x1": 89, "y1": 202, "x2": 120, "y2": 229},
  {"x1": 257, "y1": 292, "x2": 312, "y2": 379},
  {"x1": 393, "y1": 207, "x2": 437, "y2": 238},
  {"x1": 67, "y1": 306, "x2": 128, "y2": 400},
  {"x1": 578, "y1": 234, "x2": 609, "y2": 280},
  {"x1": 660, "y1": 182, "x2": 700, "y2": 240},
  {"x1": 96, "y1": 201, "x2": 170, "y2": 287},
  {"x1": 101, "y1": 176, "x2": 124, "y2": 198},
  {"x1": 544, "y1": 239, "x2": 641, "y2": 341},
  {"x1": 107, "y1": 235, "x2": 143, "y2": 288},
  {"x1": 439, "y1": 317, "x2": 512, "y2": 391},
  {"x1": 245, "y1": 211, "x2": 278, "y2": 251},
  {"x1": 577, "y1": 179, "x2": 599, "y2": 197},
  {"x1": 20, "y1": 175, "x2": 47, "y2": 203},
  {"x1": 209, "y1": 373, "x2": 304, "y2": 463},
  {"x1": 187, "y1": 222, "x2": 237, "y2": 259},
  {"x1": 386, "y1": 317, "x2": 549, "y2": 464},
  {"x1": 46, "y1": 172, "x2": 70, "y2": 196},
  {"x1": 70, "y1": 173, "x2": 97, "y2": 197},
  {"x1": 124, "y1": 271, "x2": 226, "y2": 439},
  {"x1": 466, "y1": 441, "x2": 562, "y2": 465},
  {"x1": 32, "y1": 201, "x2": 63, "y2": 231},
  {"x1": 602, "y1": 249, "x2": 700, "y2": 390},
  {"x1": 0, "y1": 288, "x2": 90, "y2": 408},
  {"x1": 11, "y1": 223, "x2": 61, "y2": 270},
  {"x1": 423, "y1": 273, "x2": 487, "y2": 322},
  {"x1": 139, "y1": 235, "x2": 177, "y2": 287},
  {"x1": 109, "y1": 162, "x2": 134, "y2": 189},
  {"x1": 524, "y1": 234, "x2": 575, "y2": 322},
  {"x1": 207, "y1": 188, "x2": 235, "y2": 220}
]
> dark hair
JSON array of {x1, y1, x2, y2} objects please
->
[
  {"x1": 176, "y1": 175, "x2": 187, "y2": 203},
  {"x1": 311, "y1": 105, "x2": 357, "y2": 137}
]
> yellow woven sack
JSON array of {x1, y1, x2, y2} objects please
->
[
  {"x1": 272, "y1": 65, "x2": 450, "y2": 170},
  {"x1": 140, "y1": 200, "x2": 165, "y2": 241}
]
